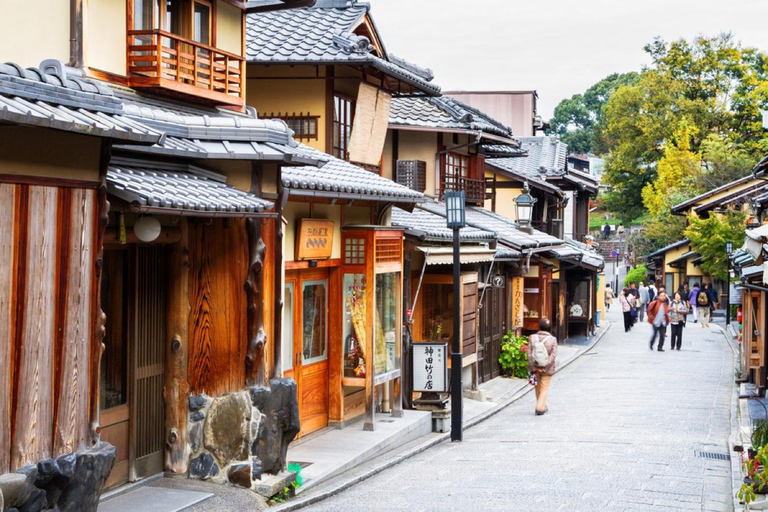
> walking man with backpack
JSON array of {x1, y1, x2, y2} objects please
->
[
  {"x1": 528, "y1": 318, "x2": 558, "y2": 416},
  {"x1": 698, "y1": 283, "x2": 712, "y2": 328},
  {"x1": 689, "y1": 283, "x2": 701, "y2": 323},
  {"x1": 647, "y1": 291, "x2": 670, "y2": 351}
]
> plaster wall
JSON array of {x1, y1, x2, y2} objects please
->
[
  {"x1": 87, "y1": 0, "x2": 126, "y2": 76},
  {"x1": 384, "y1": 130, "x2": 438, "y2": 197},
  {"x1": 0, "y1": 0, "x2": 69, "y2": 68},
  {"x1": 0, "y1": 127, "x2": 101, "y2": 181}
]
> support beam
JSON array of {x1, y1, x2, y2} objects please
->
[
  {"x1": 165, "y1": 218, "x2": 191, "y2": 473},
  {"x1": 245, "y1": 218, "x2": 267, "y2": 386}
]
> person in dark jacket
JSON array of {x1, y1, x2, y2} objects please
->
[
  {"x1": 706, "y1": 283, "x2": 718, "y2": 315},
  {"x1": 698, "y1": 283, "x2": 712, "y2": 328},
  {"x1": 688, "y1": 283, "x2": 701, "y2": 323},
  {"x1": 647, "y1": 291, "x2": 670, "y2": 351}
]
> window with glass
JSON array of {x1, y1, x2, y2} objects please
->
[
  {"x1": 343, "y1": 274, "x2": 367, "y2": 378},
  {"x1": 283, "y1": 283, "x2": 294, "y2": 372},
  {"x1": 333, "y1": 94, "x2": 354, "y2": 160},
  {"x1": 302, "y1": 280, "x2": 328, "y2": 364},
  {"x1": 100, "y1": 250, "x2": 129, "y2": 410},
  {"x1": 283, "y1": 115, "x2": 319, "y2": 141},
  {"x1": 442, "y1": 153, "x2": 469, "y2": 193},
  {"x1": 566, "y1": 280, "x2": 589, "y2": 318},
  {"x1": 523, "y1": 277, "x2": 541, "y2": 319},
  {"x1": 374, "y1": 273, "x2": 400, "y2": 375},
  {"x1": 420, "y1": 283, "x2": 454, "y2": 342}
]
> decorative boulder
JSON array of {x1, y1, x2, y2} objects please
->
[
  {"x1": 227, "y1": 463, "x2": 251, "y2": 489},
  {"x1": 203, "y1": 391, "x2": 252, "y2": 467},
  {"x1": 251, "y1": 379, "x2": 300, "y2": 475},
  {"x1": 57, "y1": 443, "x2": 116, "y2": 512},
  {"x1": 0, "y1": 473, "x2": 30, "y2": 507},
  {"x1": 189, "y1": 453, "x2": 219, "y2": 480}
]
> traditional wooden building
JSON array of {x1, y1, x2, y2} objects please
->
[{"x1": 244, "y1": 0, "x2": 439, "y2": 434}]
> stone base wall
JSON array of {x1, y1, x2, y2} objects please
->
[
  {"x1": 187, "y1": 378, "x2": 300, "y2": 493},
  {"x1": 0, "y1": 443, "x2": 116, "y2": 512}
]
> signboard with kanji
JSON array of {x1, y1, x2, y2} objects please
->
[
  {"x1": 296, "y1": 219, "x2": 334, "y2": 260},
  {"x1": 412, "y1": 342, "x2": 448, "y2": 393}
]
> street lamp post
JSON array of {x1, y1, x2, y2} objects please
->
[
  {"x1": 445, "y1": 190, "x2": 466, "y2": 442},
  {"x1": 726, "y1": 241, "x2": 733, "y2": 327}
]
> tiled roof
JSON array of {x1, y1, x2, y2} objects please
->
[
  {"x1": 113, "y1": 100, "x2": 325, "y2": 166},
  {"x1": 245, "y1": 2, "x2": 440, "y2": 96},
  {"x1": 282, "y1": 146, "x2": 424, "y2": 203},
  {"x1": 480, "y1": 144, "x2": 527, "y2": 159},
  {"x1": 0, "y1": 61, "x2": 160, "y2": 143},
  {"x1": 489, "y1": 136, "x2": 568, "y2": 177},
  {"x1": 671, "y1": 175, "x2": 756, "y2": 214},
  {"x1": 389, "y1": 96, "x2": 515, "y2": 140},
  {"x1": 644, "y1": 239, "x2": 690, "y2": 259},
  {"x1": 485, "y1": 160, "x2": 564, "y2": 196},
  {"x1": 418, "y1": 202, "x2": 563, "y2": 250},
  {"x1": 107, "y1": 158, "x2": 273, "y2": 216},
  {"x1": 391, "y1": 205, "x2": 496, "y2": 242},
  {"x1": 550, "y1": 237, "x2": 604, "y2": 270}
]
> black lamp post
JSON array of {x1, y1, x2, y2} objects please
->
[
  {"x1": 445, "y1": 189, "x2": 466, "y2": 442},
  {"x1": 514, "y1": 182, "x2": 537, "y2": 231},
  {"x1": 726, "y1": 240, "x2": 733, "y2": 326}
]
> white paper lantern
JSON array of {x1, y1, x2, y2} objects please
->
[{"x1": 134, "y1": 215, "x2": 161, "y2": 243}]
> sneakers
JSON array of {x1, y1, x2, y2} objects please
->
[{"x1": 658, "y1": 348, "x2": 665, "y2": 352}]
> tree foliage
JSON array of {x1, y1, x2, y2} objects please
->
[
  {"x1": 684, "y1": 208, "x2": 748, "y2": 281},
  {"x1": 625, "y1": 264, "x2": 649, "y2": 288},
  {"x1": 548, "y1": 72, "x2": 639, "y2": 154},
  {"x1": 601, "y1": 34, "x2": 768, "y2": 224}
]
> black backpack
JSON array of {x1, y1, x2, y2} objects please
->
[{"x1": 648, "y1": 287, "x2": 656, "y2": 302}]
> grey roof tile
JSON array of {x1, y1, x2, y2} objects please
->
[
  {"x1": 107, "y1": 158, "x2": 273, "y2": 216},
  {"x1": 0, "y1": 61, "x2": 160, "y2": 143},
  {"x1": 389, "y1": 96, "x2": 515, "y2": 140},
  {"x1": 283, "y1": 145, "x2": 423, "y2": 203},
  {"x1": 487, "y1": 137, "x2": 568, "y2": 177},
  {"x1": 246, "y1": 1, "x2": 440, "y2": 95},
  {"x1": 391, "y1": 206, "x2": 496, "y2": 242}
]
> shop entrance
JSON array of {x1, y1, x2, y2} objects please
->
[
  {"x1": 100, "y1": 246, "x2": 166, "y2": 488},
  {"x1": 478, "y1": 277, "x2": 505, "y2": 383},
  {"x1": 285, "y1": 268, "x2": 330, "y2": 437}
]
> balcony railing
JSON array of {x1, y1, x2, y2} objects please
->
[
  {"x1": 441, "y1": 175, "x2": 485, "y2": 205},
  {"x1": 127, "y1": 29, "x2": 245, "y2": 106}
]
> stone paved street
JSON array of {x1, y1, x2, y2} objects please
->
[{"x1": 307, "y1": 305, "x2": 736, "y2": 512}]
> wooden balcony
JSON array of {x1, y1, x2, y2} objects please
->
[
  {"x1": 127, "y1": 30, "x2": 245, "y2": 107},
  {"x1": 441, "y1": 175, "x2": 486, "y2": 205}
]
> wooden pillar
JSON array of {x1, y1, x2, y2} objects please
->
[
  {"x1": 557, "y1": 270, "x2": 567, "y2": 342},
  {"x1": 364, "y1": 233, "x2": 375, "y2": 431},
  {"x1": 165, "y1": 218, "x2": 190, "y2": 473},
  {"x1": 89, "y1": 142, "x2": 110, "y2": 446},
  {"x1": 245, "y1": 217, "x2": 267, "y2": 387},
  {"x1": 273, "y1": 178, "x2": 285, "y2": 378}
]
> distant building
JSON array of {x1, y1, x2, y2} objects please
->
[{"x1": 443, "y1": 91, "x2": 547, "y2": 137}]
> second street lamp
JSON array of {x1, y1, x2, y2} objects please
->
[
  {"x1": 514, "y1": 182, "x2": 537, "y2": 230},
  {"x1": 445, "y1": 190, "x2": 465, "y2": 442}
]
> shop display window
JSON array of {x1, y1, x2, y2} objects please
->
[
  {"x1": 420, "y1": 283, "x2": 453, "y2": 342},
  {"x1": 567, "y1": 280, "x2": 589, "y2": 318},
  {"x1": 283, "y1": 283, "x2": 294, "y2": 371},
  {"x1": 343, "y1": 273, "x2": 367, "y2": 378},
  {"x1": 302, "y1": 280, "x2": 327, "y2": 364},
  {"x1": 523, "y1": 277, "x2": 541, "y2": 320},
  {"x1": 375, "y1": 272, "x2": 400, "y2": 375}
]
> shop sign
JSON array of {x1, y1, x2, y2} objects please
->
[
  {"x1": 524, "y1": 287, "x2": 539, "y2": 293},
  {"x1": 412, "y1": 342, "x2": 448, "y2": 393},
  {"x1": 296, "y1": 219, "x2": 334, "y2": 260}
]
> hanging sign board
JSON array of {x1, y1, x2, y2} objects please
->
[
  {"x1": 412, "y1": 342, "x2": 448, "y2": 393},
  {"x1": 296, "y1": 219, "x2": 334, "y2": 260}
]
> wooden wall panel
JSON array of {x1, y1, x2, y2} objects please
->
[
  {"x1": 0, "y1": 183, "x2": 15, "y2": 474},
  {"x1": 262, "y1": 219, "x2": 275, "y2": 382},
  {"x1": 13, "y1": 186, "x2": 58, "y2": 469},
  {"x1": 188, "y1": 219, "x2": 248, "y2": 396},
  {"x1": 54, "y1": 188, "x2": 94, "y2": 456}
]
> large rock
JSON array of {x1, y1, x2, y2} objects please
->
[
  {"x1": 204, "y1": 392, "x2": 251, "y2": 466},
  {"x1": 188, "y1": 394, "x2": 210, "y2": 412},
  {"x1": 57, "y1": 443, "x2": 116, "y2": 512},
  {"x1": 189, "y1": 453, "x2": 219, "y2": 480},
  {"x1": 189, "y1": 421, "x2": 204, "y2": 454},
  {"x1": 251, "y1": 379, "x2": 300, "y2": 475},
  {"x1": 227, "y1": 463, "x2": 251, "y2": 489},
  {"x1": 17, "y1": 487, "x2": 45, "y2": 512},
  {"x1": 0, "y1": 473, "x2": 29, "y2": 507},
  {"x1": 38, "y1": 453, "x2": 76, "y2": 508}
]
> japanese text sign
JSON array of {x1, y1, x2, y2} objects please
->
[{"x1": 412, "y1": 342, "x2": 448, "y2": 392}]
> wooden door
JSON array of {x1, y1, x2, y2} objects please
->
[
  {"x1": 285, "y1": 269, "x2": 330, "y2": 437},
  {"x1": 479, "y1": 279, "x2": 505, "y2": 383},
  {"x1": 132, "y1": 246, "x2": 166, "y2": 479}
]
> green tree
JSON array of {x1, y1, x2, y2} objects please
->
[
  {"x1": 629, "y1": 214, "x2": 687, "y2": 257},
  {"x1": 625, "y1": 264, "x2": 649, "y2": 288},
  {"x1": 601, "y1": 34, "x2": 768, "y2": 225},
  {"x1": 684, "y1": 208, "x2": 747, "y2": 281},
  {"x1": 548, "y1": 72, "x2": 639, "y2": 154}
]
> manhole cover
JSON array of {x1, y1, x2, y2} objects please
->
[{"x1": 695, "y1": 451, "x2": 730, "y2": 460}]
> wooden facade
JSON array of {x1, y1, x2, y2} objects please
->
[{"x1": 0, "y1": 182, "x2": 99, "y2": 474}]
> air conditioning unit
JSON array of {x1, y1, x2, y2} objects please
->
[{"x1": 396, "y1": 160, "x2": 426, "y2": 193}]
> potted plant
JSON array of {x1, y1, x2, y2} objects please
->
[{"x1": 498, "y1": 332, "x2": 529, "y2": 378}]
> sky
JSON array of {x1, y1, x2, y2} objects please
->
[{"x1": 368, "y1": 0, "x2": 767, "y2": 120}]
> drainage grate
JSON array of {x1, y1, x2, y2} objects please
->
[{"x1": 695, "y1": 451, "x2": 730, "y2": 461}]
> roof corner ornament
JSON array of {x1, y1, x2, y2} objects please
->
[{"x1": 332, "y1": 32, "x2": 373, "y2": 55}]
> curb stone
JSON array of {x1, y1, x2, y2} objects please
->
[
  {"x1": 270, "y1": 320, "x2": 613, "y2": 512},
  {"x1": 712, "y1": 322, "x2": 745, "y2": 511}
]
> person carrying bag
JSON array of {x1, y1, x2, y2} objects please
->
[{"x1": 528, "y1": 318, "x2": 558, "y2": 416}]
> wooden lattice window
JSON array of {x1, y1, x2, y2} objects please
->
[
  {"x1": 333, "y1": 93, "x2": 355, "y2": 160},
  {"x1": 268, "y1": 112, "x2": 319, "y2": 140},
  {"x1": 396, "y1": 160, "x2": 426, "y2": 192},
  {"x1": 375, "y1": 237, "x2": 401, "y2": 264},
  {"x1": 344, "y1": 237, "x2": 366, "y2": 265}
]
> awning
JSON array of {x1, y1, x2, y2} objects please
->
[
  {"x1": 667, "y1": 250, "x2": 697, "y2": 267},
  {"x1": 415, "y1": 246, "x2": 495, "y2": 265},
  {"x1": 107, "y1": 158, "x2": 274, "y2": 217}
]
